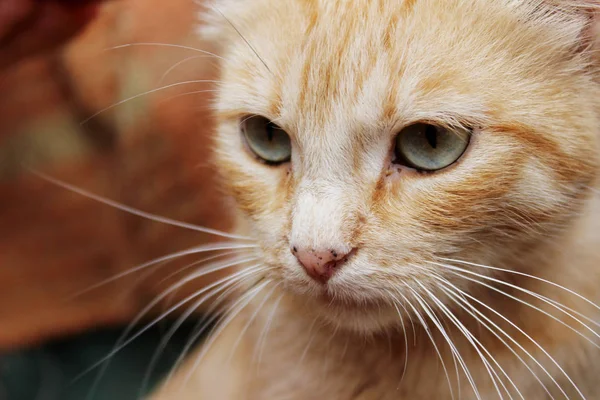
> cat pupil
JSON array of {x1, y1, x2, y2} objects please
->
[
  {"x1": 425, "y1": 125, "x2": 438, "y2": 149},
  {"x1": 266, "y1": 123, "x2": 275, "y2": 142}
]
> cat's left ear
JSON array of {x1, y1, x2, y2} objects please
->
[{"x1": 573, "y1": 1, "x2": 599, "y2": 63}]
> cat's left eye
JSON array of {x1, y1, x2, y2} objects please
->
[
  {"x1": 242, "y1": 116, "x2": 292, "y2": 164},
  {"x1": 394, "y1": 123, "x2": 471, "y2": 172}
]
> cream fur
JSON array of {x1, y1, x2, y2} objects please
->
[{"x1": 151, "y1": 0, "x2": 600, "y2": 398}]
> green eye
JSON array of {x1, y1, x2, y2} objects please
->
[
  {"x1": 394, "y1": 123, "x2": 470, "y2": 172},
  {"x1": 242, "y1": 116, "x2": 291, "y2": 164}
]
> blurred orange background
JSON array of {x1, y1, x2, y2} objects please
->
[{"x1": 0, "y1": 0, "x2": 234, "y2": 350}]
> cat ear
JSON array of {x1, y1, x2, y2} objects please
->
[
  {"x1": 579, "y1": 4, "x2": 600, "y2": 65},
  {"x1": 195, "y1": 0, "x2": 247, "y2": 47},
  {"x1": 539, "y1": 1, "x2": 600, "y2": 60}
]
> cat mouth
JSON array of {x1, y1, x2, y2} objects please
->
[{"x1": 284, "y1": 273, "x2": 400, "y2": 331}]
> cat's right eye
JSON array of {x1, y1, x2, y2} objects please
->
[{"x1": 241, "y1": 116, "x2": 292, "y2": 165}]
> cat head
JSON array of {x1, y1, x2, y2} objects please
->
[{"x1": 200, "y1": 0, "x2": 600, "y2": 333}]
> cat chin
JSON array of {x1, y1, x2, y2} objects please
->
[
  {"x1": 314, "y1": 302, "x2": 404, "y2": 335},
  {"x1": 282, "y1": 283, "x2": 405, "y2": 335}
]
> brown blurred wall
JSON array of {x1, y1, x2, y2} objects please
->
[{"x1": 0, "y1": 0, "x2": 234, "y2": 349}]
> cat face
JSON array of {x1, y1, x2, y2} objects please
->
[{"x1": 205, "y1": 0, "x2": 600, "y2": 332}]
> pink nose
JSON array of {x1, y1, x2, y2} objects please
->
[{"x1": 292, "y1": 246, "x2": 352, "y2": 283}]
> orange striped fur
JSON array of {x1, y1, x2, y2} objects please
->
[{"x1": 152, "y1": 1, "x2": 600, "y2": 399}]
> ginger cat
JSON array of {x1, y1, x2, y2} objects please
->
[{"x1": 152, "y1": 0, "x2": 600, "y2": 398}]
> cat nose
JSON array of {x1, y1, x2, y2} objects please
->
[{"x1": 291, "y1": 246, "x2": 353, "y2": 283}]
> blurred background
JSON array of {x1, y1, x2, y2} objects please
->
[{"x1": 0, "y1": 0, "x2": 234, "y2": 398}]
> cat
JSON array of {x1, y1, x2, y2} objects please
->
[{"x1": 150, "y1": 0, "x2": 600, "y2": 398}]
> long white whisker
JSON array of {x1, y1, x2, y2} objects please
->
[
  {"x1": 227, "y1": 283, "x2": 281, "y2": 363},
  {"x1": 411, "y1": 287, "x2": 484, "y2": 400},
  {"x1": 394, "y1": 290, "x2": 460, "y2": 400},
  {"x1": 139, "y1": 266, "x2": 259, "y2": 396},
  {"x1": 157, "y1": 250, "x2": 243, "y2": 288},
  {"x1": 418, "y1": 281, "x2": 517, "y2": 400},
  {"x1": 81, "y1": 80, "x2": 221, "y2": 125},
  {"x1": 179, "y1": 280, "x2": 272, "y2": 392},
  {"x1": 436, "y1": 278, "x2": 554, "y2": 400},
  {"x1": 69, "y1": 244, "x2": 256, "y2": 299},
  {"x1": 30, "y1": 170, "x2": 253, "y2": 240},
  {"x1": 434, "y1": 274, "x2": 582, "y2": 399},
  {"x1": 106, "y1": 43, "x2": 225, "y2": 60},
  {"x1": 437, "y1": 260, "x2": 600, "y2": 335},
  {"x1": 440, "y1": 257, "x2": 600, "y2": 313},
  {"x1": 541, "y1": 296, "x2": 600, "y2": 330},
  {"x1": 386, "y1": 289, "x2": 417, "y2": 346},
  {"x1": 162, "y1": 274, "x2": 258, "y2": 387},
  {"x1": 156, "y1": 89, "x2": 219, "y2": 104},
  {"x1": 78, "y1": 261, "x2": 260, "y2": 389},
  {"x1": 158, "y1": 55, "x2": 211, "y2": 85},
  {"x1": 212, "y1": 7, "x2": 272, "y2": 74},
  {"x1": 432, "y1": 262, "x2": 600, "y2": 349},
  {"x1": 253, "y1": 292, "x2": 284, "y2": 367},
  {"x1": 432, "y1": 290, "x2": 466, "y2": 400},
  {"x1": 389, "y1": 301, "x2": 410, "y2": 389}
]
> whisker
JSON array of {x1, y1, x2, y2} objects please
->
[
  {"x1": 157, "y1": 249, "x2": 244, "y2": 288},
  {"x1": 461, "y1": 261, "x2": 600, "y2": 335},
  {"x1": 77, "y1": 261, "x2": 260, "y2": 391},
  {"x1": 157, "y1": 251, "x2": 247, "y2": 312},
  {"x1": 417, "y1": 281, "x2": 518, "y2": 400},
  {"x1": 435, "y1": 264, "x2": 600, "y2": 336},
  {"x1": 162, "y1": 273, "x2": 259, "y2": 388},
  {"x1": 68, "y1": 243, "x2": 256, "y2": 300},
  {"x1": 434, "y1": 274, "x2": 583, "y2": 400},
  {"x1": 431, "y1": 261, "x2": 600, "y2": 349},
  {"x1": 436, "y1": 278, "x2": 554, "y2": 400},
  {"x1": 386, "y1": 289, "x2": 427, "y2": 389},
  {"x1": 411, "y1": 287, "x2": 488, "y2": 400},
  {"x1": 385, "y1": 289, "x2": 417, "y2": 346},
  {"x1": 253, "y1": 292, "x2": 284, "y2": 367},
  {"x1": 30, "y1": 170, "x2": 253, "y2": 241},
  {"x1": 158, "y1": 55, "x2": 212, "y2": 85},
  {"x1": 586, "y1": 186, "x2": 600, "y2": 195},
  {"x1": 394, "y1": 289, "x2": 460, "y2": 400},
  {"x1": 106, "y1": 43, "x2": 225, "y2": 60},
  {"x1": 138, "y1": 266, "x2": 259, "y2": 397},
  {"x1": 540, "y1": 296, "x2": 600, "y2": 330},
  {"x1": 157, "y1": 89, "x2": 219, "y2": 105},
  {"x1": 227, "y1": 283, "x2": 281, "y2": 364},
  {"x1": 212, "y1": 7, "x2": 272, "y2": 74},
  {"x1": 439, "y1": 257, "x2": 600, "y2": 313},
  {"x1": 179, "y1": 279, "x2": 273, "y2": 391},
  {"x1": 320, "y1": 324, "x2": 341, "y2": 384},
  {"x1": 81, "y1": 80, "x2": 221, "y2": 125},
  {"x1": 340, "y1": 335, "x2": 351, "y2": 361},
  {"x1": 299, "y1": 317, "x2": 319, "y2": 365},
  {"x1": 389, "y1": 301, "x2": 410, "y2": 389},
  {"x1": 435, "y1": 303, "x2": 463, "y2": 400}
]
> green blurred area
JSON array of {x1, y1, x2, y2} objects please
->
[{"x1": 0, "y1": 322, "x2": 204, "y2": 400}]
